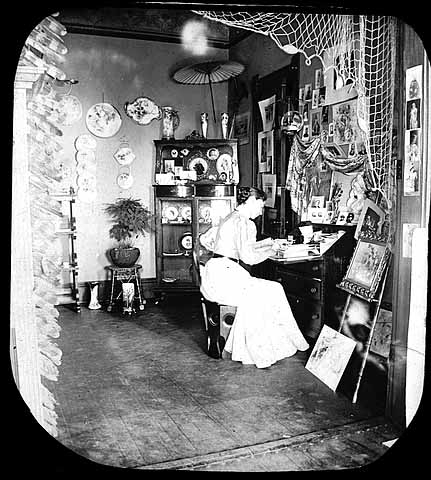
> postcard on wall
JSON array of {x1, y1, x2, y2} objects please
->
[
  {"x1": 311, "y1": 110, "x2": 321, "y2": 137},
  {"x1": 406, "y1": 65, "x2": 422, "y2": 101},
  {"x1": 304, "y1": 83, "x2": 312, "y2": 101},
  {"x1": 258, "y1": 95, "x2": 276, "y2": 132},
  {"x1": 312, "y1": 89, "x2": 319, "y2": 109},
  {"x1": 258, "y1": 131, "x2": 268, "y2": 172},
  {"x1": 234, "y1": 112, "x2": 251, "y2": 145},
  {"x1": 406, "y1": 99, "x2": 420, "y2": 130},
  {"x1": 306, "y1": 325, "x2": 356, "y2": 392},
  {"x1": 332, "y1": 99, "x2": 361, "y2": 145},
  {"x1": 404, "y1": 129, "x2": 420, "y2": 196},
  {"x1": 315, "y1": 68, "x2": 323, "y2": 89},
  {"x1": 402, "y1": 223, "x2": 419, "y2": 258},
  {"x1": 262, "y1": 173, "x2": 277, "y2": 208}
]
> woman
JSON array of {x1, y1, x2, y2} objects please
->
[{"x1": 199, "y1": 187, "x2": 309, "y2": 369}]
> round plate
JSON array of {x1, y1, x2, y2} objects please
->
[
  {"x1": 77, "y1": 172, "x2": 96, "y2": 189},
  {"x1": 199, "y1": 205, "x2": 211, "y2": 222},
  {"x1": 76, "y1": 150, "x2": 96, "y2": 164},
  {"x1": 86, "y1": 103, "x2": 122, "y2": 138},
  {"x1": 180, "y1": 205, "x2": 192, "y2": 222},
  {"x1": 207, "y1": 147, "x2": 219, "y2": 160},
  {"x1": 57, "y1": 94, "x2": 83, "y2": 126},
  {"x1": 117, "y1": 172, "x2": 134, "y2": 189},
  {"x1": 114, "y1": 146, "x2": 136, "y2": 166},
  {"x1": 75, "y1": 134, "x2": 97, "y2": 151},
  {"x1": 179, "y1": 232, "x2": 193, "y2": 251},
  {"x1": 216, "y1": 153, "x2": 232, "y2": 174},
  {"x1": 188, "y1": 157, "x2": 208, "y2": 177},
  {"x1": 163, "y1": 205, "x2": 179, "y2": 221},
  {"x1": 76, "y1": 159, "x2": 96, "y2": 176}
]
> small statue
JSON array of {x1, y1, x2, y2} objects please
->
[
  {"x1": 221, "y1": 112, "x2": 229, "y2": 139},
  {"x1": 201, "y1": 112, "x2": 208, "y2": 138}
]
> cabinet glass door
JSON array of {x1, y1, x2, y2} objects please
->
[
  {"x1": 158, "y1": 197, "x2": 194, "y2": 284},
  {"x1": 195, "y1": 196, "x2": 236, "y2": 262}
]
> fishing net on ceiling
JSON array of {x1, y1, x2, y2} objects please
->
[{"x1": 194, "y1": 11, "x2": 397, "y2": 211}]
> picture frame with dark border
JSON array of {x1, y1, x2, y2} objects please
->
[{"x1": 338, "y1": 232, "x2": 391, "y2": 302}]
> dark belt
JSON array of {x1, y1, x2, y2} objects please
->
[{"x1": 212, "y1": 253, "x2": 239, "y2": 263}]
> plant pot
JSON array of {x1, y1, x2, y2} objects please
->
[{"x1": 109, "y1": 247, "x2": 140, "y2": 267}]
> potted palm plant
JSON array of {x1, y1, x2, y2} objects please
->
[{"x1": 104, "y1": 197, "x2": 153, "y2": 267}]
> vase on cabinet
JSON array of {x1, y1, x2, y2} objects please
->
[{"x1": 161, "y1": 106, "x2": 180, "y2": 139}]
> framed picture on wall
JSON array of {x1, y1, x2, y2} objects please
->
[
  {"x1": 233, "y1": 112, "x2": 251, "y2": 145},
  {"x1": 258, "y1": 95, "x2": 276, "y2": 132},
  {"x1": 262, "y1": 173, "x2": 277, "y2": 208}
]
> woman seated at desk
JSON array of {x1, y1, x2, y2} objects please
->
[{"x1": 199, "y1": 186, "x2": 309, "y2": 369}]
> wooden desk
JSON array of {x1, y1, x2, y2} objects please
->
[{"x1": 263, "y1": 231, "x2": 355, "y2": 340}]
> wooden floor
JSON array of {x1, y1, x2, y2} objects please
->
[{"x1": 46, "y1": 296, "x2": 401, "y2": 471}]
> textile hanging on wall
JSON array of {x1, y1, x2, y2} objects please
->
[{"x1": 285, "y1": 135, "x2": 321, "y2": 214}]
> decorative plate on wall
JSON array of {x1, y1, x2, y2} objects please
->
[
  {"x1": 114, "y1": 146, "x2": 136, "y2": 166},
  {"x1": 124, "y1": 96, "x2": 161, "y2": 125},
  {"x1": 75, "y1": 134, "x2": 97, "y2": 151},
  {"x1": 86, "y1": 103, "x2": 122, "y2": 138},
  {"x1": 57, "y1": 94, "x2": 83, "y2": 126},
  {"x1": 206, "y1": 147, "x2": 220, "y2": 161},
  {"x1": 76, "y1": 150, "x2": 96, "y2": 164},
  {"x1": 116, "y1": 171, "x2": 134, "y2": 189}
]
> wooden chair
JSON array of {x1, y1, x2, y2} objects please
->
[{"x1": 192, "y1": 240, "x2": 236, "y2": 359}]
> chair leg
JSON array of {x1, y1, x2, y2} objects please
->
[{"x1": 206, "y1": 309, "x2": 222, "y2": 359}]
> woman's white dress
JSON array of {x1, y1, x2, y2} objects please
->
[{"x1": 200, "y1": 210, "x2": 309, "y2": 369}]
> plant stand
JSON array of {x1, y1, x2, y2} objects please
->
[{"x1": 106, "y1": 264, "x2": 146, "y2": 313}]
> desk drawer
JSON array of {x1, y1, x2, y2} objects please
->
[
  {"x1": 276, "y1": 260, "x2": 322, "y2": 278},
  {"x1": 275, "y1": 271, "x2": 322, "y2": 301},
  {"x1": 287, "y1": 295, "x2": 322, "y2": 339}
]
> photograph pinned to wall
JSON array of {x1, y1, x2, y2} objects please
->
[
  {"x1": 304, "y1": 83, "x2": 312, "y2": 101},
  {"x1": 328, "y1": 122, "x2": 334, "y2": 138},
  {"x1": 406, "y1": 99, "x2": 420, "y2": 130},
  {"x1": 330, "y1": 170, "x2": 357, "y2": 216},
  {"x1": 302, "y1": 124, "x2": 310, "y2": 142},
  {"x1": 315, "y1": 68, "x2": 323, "y2": 89},
  {"x1": 333, "y1": 99, "x2": 361, "y2": 145},
  {"x1": 321, "y1": 105, "x2": 329, "y2": 124},
  {"x1": 266, "y1": 129, "x2": 274, "y2": 173},
  {"x1": 348, "y1": 142, "x2": 357, "y2": 158},
  {"x1": 299, "y1": 87, "x2": 305, "y2": 102},
  {"x1": 402, "y1": 223, "x2": 420, "y2": 258},
  {"x1": 319, "y1": 86, "x2": 326, "y2": 106},
  {"x1": 258, "y1": 95, "x2": 276, "y2": 132},
  {"x1": 406, "y1": 64, "x2": 422, "y2": 101},
  {"x1": 261, "y1": 173, "x2": 277, "y2": 208},
  {"x1": 356, "y1": 141, "x2": 367, "y2": 156},
  {"x1": 311, "y1": 89, "x2": 319, "y2": 109},
  {"x1": 305, "y1": 324, "x2": 356, "y2": 392},
  {"x1": 338, "y1": 236, "x2": 391, "y2": 301},
  {"x1": 302, "y1": 103, "x2": 309, "y2": 122},
  {"x1": 404, "y1": 129, "x2": 420, "y2": 196},
  {"x1": 258, "y1": 131, "x2": 268, "y2": 172},
  {"x1": 310, "y1": 195, "x2": 325, "y2": 209},
  {"x1": 233, "y1": 111, "x2": 251, "y2": 145},
  {"x1": 311, "y1": 110, "x2": 321, "y2": 138},
  {"x1": 354, "y1": 198, "x2": 385, "y2": 240}
]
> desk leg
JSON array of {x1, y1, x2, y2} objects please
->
[
  {"x1": 107, "y1": 271, "x2": 115, "y2": 312},
  {"x1": 135, "y1": 270, "x2": 146, "y2": 311}
]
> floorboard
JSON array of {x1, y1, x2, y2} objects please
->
[{"x1": 51, "y1": 297, "x2": 401, "y2": 470}]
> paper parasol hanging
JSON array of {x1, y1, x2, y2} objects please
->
[{"x1": 172, "y1": 60, "x2": 244, "y2": 122}]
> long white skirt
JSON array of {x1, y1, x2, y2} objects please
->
[{"x1": 200, "y1": 257, "x2": 309, "y2": 368}]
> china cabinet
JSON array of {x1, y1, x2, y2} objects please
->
[{"x1": 153, "y1": 183, "x2": 236, "y2": 301}]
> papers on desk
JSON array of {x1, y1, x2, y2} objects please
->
[{"x1": 270, "y1": 232, "x2": 343, "y2": 261}]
